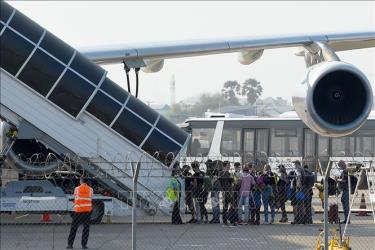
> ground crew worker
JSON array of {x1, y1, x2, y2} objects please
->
[{"x1": 67, "y1": 177, "x2": 93, "y2": 249}]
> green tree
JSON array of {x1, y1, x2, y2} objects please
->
[
  {"x1": 237, "y1": 78, "x2": 263, "y2": 105},
  {"x1": 190, "y1": 93, "x2": 229, "y2": 116},
  {"x1": 221, "y1": 80, "x2": 240, "y2": 105}
]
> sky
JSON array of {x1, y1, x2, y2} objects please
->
[{"x1": 8, "y1": 1, "x2": 375, "y2": 106}]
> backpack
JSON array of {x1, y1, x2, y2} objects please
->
[
  {"x1": 256, "y1": 175, "x2": 265, "y2": 186},
  {"x1": 303, "y1": 170, "x2": 315, "y2": 189},
  {"x1": 327, "y1": 177, "x2": 337, "y2": 196},
  {"x1": 349, "y1": 175, "x2": 358, "y2": 195}
]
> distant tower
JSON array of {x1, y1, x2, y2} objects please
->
[{"x1": 170, "y1": 74, "x2": 176, "y2": 106}]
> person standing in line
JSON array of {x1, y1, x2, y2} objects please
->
[
  {"x1": 67, "y1": 177, "x2": 93, "y2": 249},
  {"x1": 238, "y1": 167, "x2": 256, "y2": 224},
  {"x1": 262, "y1": 165, "x2": 276, "y2": 224},
  {"x1": 181, "y1": 165, "x2": 195, "y2": 223},
  {"x1": 192, "y1": 161, "x2": 205, "y2": 224},
  {"x1": 292, "y1": 160, "x2": 305, "y2": 224},
  {"x1": 202, "y1": 160, "x2": 213, "y2": 224},
  {"x1": 220, "y1": 161, "x2": 233, "y2": 225},
  {"x1": 209, "y1": 160, "x2": 222, "y2": 224},
  {"x1": 247, "y1": 163, "x2": 256, "y2": 224},
  {"x1": 277, "y1": 165, "x2": 288, "y2": 223},
  {"x1": 303, "y1": 165, "x2": 314, "y2": 224},
  {"x1": 336, "y1": 160, "x2": 350, "y2": 224},
  {"x1": 251, "y1": 173, "x2": 264, "y2": 225},
  {"x1": 169, "y1": 167, "x2": 183, "y2": 224}
]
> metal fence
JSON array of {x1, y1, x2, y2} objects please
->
[{"x1": 1, "y1": 154, "x2": 374, "y2": 250}]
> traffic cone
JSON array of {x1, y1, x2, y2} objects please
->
[
  {"x1": 357, "y1": 193, "x2": 369, "y2": 216},
  {"x1": 41, "y1": 213, "x2": 51, "y2": 222}
]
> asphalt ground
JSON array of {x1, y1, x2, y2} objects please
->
[{"x1": 1, "y1": 214, "x2": 374, "y2": 250}]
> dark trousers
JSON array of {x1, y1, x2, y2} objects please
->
[
  {"x1": 341, "y1": 189, "x2": 349, "y2": 222},
  {"x1": 172, "y1": 200, "x2": 183, "y2": 224},
  {"x1": 68, "y1": 212, "x2": 91, "y2": 247},
  {"x1": 251, "y1": 206, "x2": 261, "y2": 224},
  {"x1": 222, "y1": 191, "x2": 232, "y2": 223},
  {"x1": 304, "y1": 191, "x2": 313, "y2": 224},
  {"x1": 200, "y1": 191, "x2": 209, "y2": 221}
]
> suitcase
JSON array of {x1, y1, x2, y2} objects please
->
[{"x1": 328, "y1": 204, "x2": 339, "y2": 224}]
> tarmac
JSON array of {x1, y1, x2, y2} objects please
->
[{"x1": 1, "y1": 214, "x2": 374, "y2": 250}]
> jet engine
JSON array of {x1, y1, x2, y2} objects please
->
[{"x1": 293, "y1": 61, "x2": 373, "y2": 137}]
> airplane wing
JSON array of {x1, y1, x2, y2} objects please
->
[{"x1": 80, "y1": 31, "x2": 375, "y2": 68}]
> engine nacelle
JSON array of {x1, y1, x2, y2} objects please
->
[
  {"x1": 293, "y1": 61, "x2": 373, "y2": 137},
  {"x1": 141, "y1": 59, "x2": 164, "y2": 73}
]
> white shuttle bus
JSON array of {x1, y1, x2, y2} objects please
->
[{"x1": 179, "y1": 111, "x2": 375, "y2": 173}]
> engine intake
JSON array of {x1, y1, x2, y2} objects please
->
[{"x1": 293, "y1": 61, "x2": 373, "y2": 137}]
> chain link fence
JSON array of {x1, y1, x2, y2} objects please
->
[{"x1": 1, "y1": 153, "x2": 374, "y2": 250}]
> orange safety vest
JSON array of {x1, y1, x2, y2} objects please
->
[{"x1": 73, "y1": 183, "x2": 93, "y2": 213}]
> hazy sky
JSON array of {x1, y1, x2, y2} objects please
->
[{"x1": 8, "y1": 1, "x2": 375, "y2": 105}]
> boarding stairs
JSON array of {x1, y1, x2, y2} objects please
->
[{"x1": 0, "y1": 1, "x2": 188, "y2": 215}]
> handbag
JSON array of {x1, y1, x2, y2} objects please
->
[{"x1": 159, "y1": 197, "x2": 174, "y2": 214}]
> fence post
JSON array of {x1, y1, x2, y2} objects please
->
[
  {"x1": 323, "y1": 161, "x2": 333, "y2": 250},
  {"x1": 132, "y1": 162, "x2": 141, "y2": 250}
]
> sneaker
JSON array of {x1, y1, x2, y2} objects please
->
[
  {"x1": 187, "y1": 219, "x2": 196, "y2": 224},
  {"x1": 82, "y1": 246, "x2": 88, "y2": 249},
  {"x1": 263, "y1": 221, "x2": 270, "y2": 225},
  {"x1": 229, "y1": 223, "x2": 238, "y2": 227},
  {"x1": 279, "y1": 218, "x2": 288, "y2": 223},
  {"x1": 66, "y1": 246, "x2": 73, "y2": 249},
  {"x1": 209, "y1": 219, "x2": 220, "y2": 224}
]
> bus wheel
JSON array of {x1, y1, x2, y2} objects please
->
[{"x1": 90, "y1": 201, "x2": 104, "y2": 224}]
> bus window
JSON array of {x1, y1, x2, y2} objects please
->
[
  {"x1": 304, "y1": 129, "x2": 315, "y2": 158},
  {"x1": 189, "y1": 128, "x2": 215, "y2": 156},
  {"x1": 256, "y1": 129, "x2": 269, "y2": 159},
  {"x1": 270, "y1": 128, "x2": 301, "y2": 156},
  {"x1": 318, "y1": 136, "x2": 329, "y2": 157},
  {"x1": 220, "y1": 128, "x2": 241, "y2": 156},
  {"x1": 355, "y1": 130, "x2": 375, "y2": 156},
  {"x1": 332, "y1": 136, "x2": 355, "y2": 157},
  {"x1": 244, "y1": 129, "x2": 255, "y2": 163}
]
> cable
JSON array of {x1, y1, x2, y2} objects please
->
[
  {"x1": 123, "y1": 61, "x2": 131, "y2": 94},
  {"x1": 135, "y1": 67, "x2": 140, "y2": 98}
]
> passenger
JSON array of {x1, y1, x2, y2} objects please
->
[
  {"x1": 220, "y1": 161, "x2": 233, "y2": 225},
  {"x1": 181, "y1": 165, "x2": 195, "y2": 223},
  {"x1": 201, "y1": 160, "x2": 213, "y2": 224},
  {"x1": 67, "y1": 177, "x2": 93, "y2": 249},
  {"x1": 277, "y1": 165, "x2": 288, "y2": 223},
  {"x1": 303, "y1": 165, "x2": 314, "y2": 224},
  {"x1": 169, "y1": 167, "x2": 183, "y2": 224},
  {"x1": 231, "y1": 162, "x2": 242, "y2": 224},
  {"x1": 288, "y1": 170, "x2": 298, "y2": 224},
  {"x1": 251, "y1": 172, "x2": 264, "y2": 225},
  {"x1": 192, "y1": 161, "x2": 205, "y2": 224},
  {"x1": 292, "y1": 160, "x2": 305, "y2": 224},
  {"x1": 247, "y1": 163, "x2": 256, "y2": 223},
  {"x1": 209, "y1": 160, "x2": 222, "y2": 224},
  {"x1": 336, "y1": 160, "x2": 350, "y2": 224},
  {"x1": 262, "y1": 164, "x2": 276, "y2": 224},
  {"x1": 238, "y1": 167, "x2": 256, "y2": 224}
]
